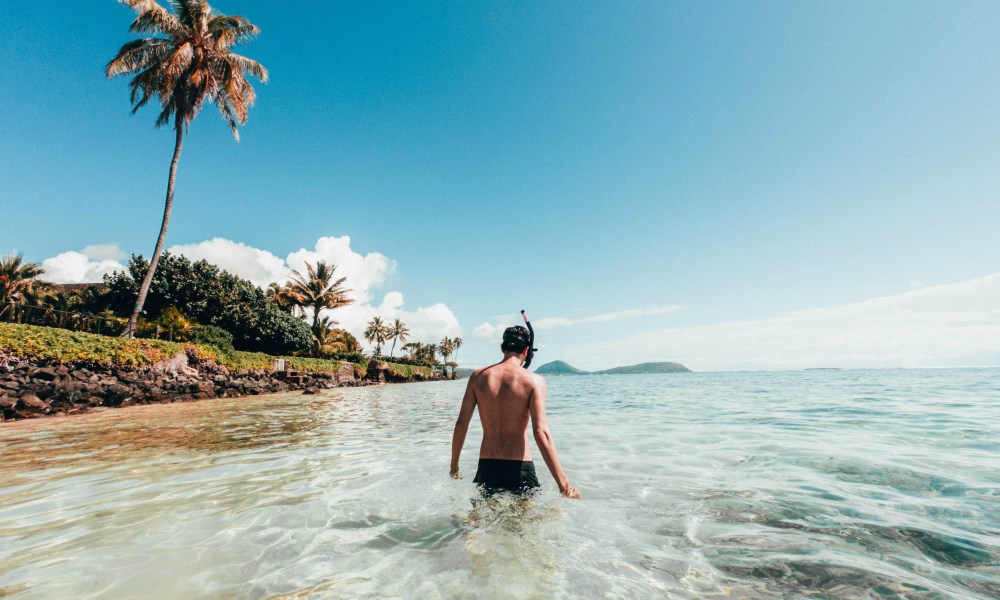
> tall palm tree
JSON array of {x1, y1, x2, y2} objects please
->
[
  {"x1": 364, "y1": 316, "x2": 389, "y2": 357},
  {"x1": 387, "y1": 318, "x2": 410, "y2": 358},
  {"x1": 107, "y1": 0, "x2": 268, "y2": 337},
  {"x1": 282, "y1": 261, "x2": 354, "y2": 331},
  {"x1": 452, "y1": 337, "x2": 463, "y2": 366},
  {"x1": 0, "y1": 254, "x2": 51, "y2": 322},
  {"x1": 439, "y1": 337, "x2": 455, "y2": 377}
]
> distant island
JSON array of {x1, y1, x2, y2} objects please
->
[{"x1": 534, "y1": 360, "x2": 691, "y2": 375}]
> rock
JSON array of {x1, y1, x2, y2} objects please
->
[
  {"x1": 17, "y1": 394, "x2": 52, "y2": 414},
  {"x1": 55, "y1": 365, "x2": 70, "y2": 376},
  {"x1": 303, "y1": 387, "x2": 320, "y2": 395},
  {"x1": 34, "y1": 368, "x2": 59, "y2": 381}
]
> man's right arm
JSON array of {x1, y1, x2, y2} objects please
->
[
  {"x1": 450, "y1": 375, "x2": 477, "y2": 478},
  {"x1": 528, "y1": 376, "x2": 579, "y2": 498}
]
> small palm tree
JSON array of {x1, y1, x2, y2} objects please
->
[
  {"x1": 282, "y1": 261, "x2": 353, "y2": 331},
  {"x1": 0, "y1": 254, "x2": 51, "y2": 322},
  {"x1": 312, "y1": 316, "x2": 348, "y2": 357},
  {"x1": 265, "y1": 282, "x2": 296, "y2": 313},
  {"x1": 43, "y1": 290, "x2": 82, "y2": 329},
  {"x1": 364, "y1": 316, "x2": 389, "y2": 357},
  {"x1": 107, "y1": 0, "x2": 268, "y2": 337},
  {"x1": 386, "y1": 318, "x2": 410, "y2": 358}
]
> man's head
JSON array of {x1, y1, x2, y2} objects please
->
[{"x1": 501, "y1": 325, "x2": 531, "y2": 355}]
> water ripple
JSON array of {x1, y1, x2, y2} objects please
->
[{"x1": 0, "y1": 371, "x2": 998, "y2": 598}]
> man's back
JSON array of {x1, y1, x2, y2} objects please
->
[{"x1": 470, "y1": 360, "x2": 541, "y2": 461}]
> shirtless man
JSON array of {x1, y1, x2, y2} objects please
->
[{"x1": 450, "y1": 326, "x2": 580, "y2": 498}]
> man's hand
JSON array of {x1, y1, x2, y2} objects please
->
[{"x1": 561, "y1": 485, "x2": 580, "y2": 499}]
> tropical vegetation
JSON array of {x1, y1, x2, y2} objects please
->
[
  {"x1": 106, "y1": 0, "x2": 268, "y2": 337},
  {"x1": 0, "y1": 254, "x2": 52, "y2": 322},
  {"x1": 0, "y1": 321, "x2": 362, "y2": 375},
  {"x1": 386, "y1": 318, "x2": 409, "y2": 357},
  {"x1": 364, "y1": 316, "x2": 389, "y2": 356},
  {"x1": 105, "y1": 253, "x2": 312, "y2": 355}
]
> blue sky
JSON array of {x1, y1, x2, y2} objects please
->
[{"x1": 2, "y1": 1, "x2": 999, "y2": 370}]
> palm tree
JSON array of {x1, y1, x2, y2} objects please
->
[
  {"x1": 43, "y1": 290, "x2": 82, "y2": 329},
  {"x1": 0, "y1": 254, "x2": 51, "y2": 322},
  {"x1": 364, "y1": 316, "x2": 389, "y2": 357},
  {"x1": 107, "y1": 0, "x2": 268, "y2": 337},
  {"x1": 281, "y1": 261, "x2": 353, "y2": 331},
  {"x1": 265, "y1": 282, "x2": 296, "y2": 313},
  {"x1": 386, "y1": 318, "x2": 410, "y2": 357},
  {"x1": 312, "y1": 316, "x2": 348, "y2": 357},
  {"x1": 439, "y1": 337, "x2": 455, "y2": 377},
  {"x1": 452, "y1": 337, "x2": 463, "y2": 366}
]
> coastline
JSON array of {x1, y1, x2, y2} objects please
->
[{"x1": 0, "y1": 353, "x2": 445, "y2": 423}]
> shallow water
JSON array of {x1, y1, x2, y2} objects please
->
[{"x1": 1, "y1": 369, "x2": 998, "y2": 599}]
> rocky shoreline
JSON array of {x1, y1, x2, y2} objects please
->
[{"x1": 0, "y1": 351, "x2": 442, "y2": 422}]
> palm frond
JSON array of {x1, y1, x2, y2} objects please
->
[
  {"x1": 106, "y1": 38, "x2": 173, "y2": 77},
  {"x1": 129, "y1": 5, "x2": 187, "y2": 39}
]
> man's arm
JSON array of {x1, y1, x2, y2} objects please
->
[
  {"x1": 450, "y1": 376, "x2": 477, "y2": 478},
  {"x1": 529, "y1": 376, "x2": 579, "y2": 498}
]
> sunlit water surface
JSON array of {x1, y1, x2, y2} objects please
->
[{"x1": 1, "y1": 369, "x2": 998, "y2": 599}]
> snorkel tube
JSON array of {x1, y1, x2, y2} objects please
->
[{"x1": 520, "y1": 310, "x2": 537, "y2": 369}]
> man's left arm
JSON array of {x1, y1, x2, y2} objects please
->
[{"x1": 450, "y1": 377, "x2": 477, "y2": 478}]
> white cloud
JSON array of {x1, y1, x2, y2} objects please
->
[
  {"x1": 474, "y1": 322, "x2": 506, "y2": 340},
  {"x1": 40, "y1": 251, "x2": 122, "y2": 284},
  {"x1": 533, "y1": 305, "x2": 682, "y2": 329},
  {"x1": 168, "y1": 237, "x2": 288, "y2": 288},
  {"x1": 568, "y1": 273, "x2": 1000, "y2": 371},
  {"x1": 82, "y1": 244, "x2": 125, "y2": 261},
  {"x1": 286, "y1": 236, "x2": 395, "y2": 304},
  {"x1": 39, "y1": 235, "x2": 460, "y2": 348},
  {"x1": 473, "y1": 305, "x2": 681, "y2": 340}
]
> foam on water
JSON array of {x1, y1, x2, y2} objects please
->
[{"x1": 0, "y1": 369, "x2": 998, "y2": 598}]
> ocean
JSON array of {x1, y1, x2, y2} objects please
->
[{"x1": 0, "y1": 369, "x2": 997, "y2": 598}]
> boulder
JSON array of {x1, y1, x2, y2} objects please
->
[{"x1": 17, "y1": 394, "x2": 52, "y2": 414}]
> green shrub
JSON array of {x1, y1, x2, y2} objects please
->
[
  {"x1": 382, "y1": 361, "x2": 433, "y2": 379},
  {"x1": 185, "y1": 325, "x2": 235, "y2": 352},
  {"x1": 0, "y1": 322, "x2": 372, "y2": 377}
]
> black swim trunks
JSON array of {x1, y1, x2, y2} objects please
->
[{"x1": 473, "y1": 458, "x2": 541, "y2": 497}]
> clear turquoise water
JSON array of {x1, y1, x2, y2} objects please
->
[{"x1": 0, "y1": 369, "x2": 997, "y2": 599}]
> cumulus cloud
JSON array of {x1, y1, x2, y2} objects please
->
[
  {"x1": 40, "y1": 235, "x2": 459, "y2": 346},
  {"x1": 168, "y1": 238, "x2": 288, "y2": 288},
  {"x1": 286, "y1": 236, "x2": 395, "y2": 304},
  {"x1": 82, "y1": 244, "x2": 125, "y2": 261},
  {"x1": 330, "y1": 293, "x2": 462, "y2": 352},
  {"x1": 40, "y1": 251, "x2": 123, "y2": 284},
  {"x1": 568, "y1": 273, "x2": 1000, "y2": 371}
]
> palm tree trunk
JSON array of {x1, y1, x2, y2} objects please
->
[{"x1": 123, "y1": 121, "x2": 184, "y2": 338}]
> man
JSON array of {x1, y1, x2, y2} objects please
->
[{"x1": 450, "y1": 326, "x2": 579, "y2": 499}]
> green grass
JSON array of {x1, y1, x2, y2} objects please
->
[
  {"x1": 381, "y1": 361, "x2": 433, "y2": 379},
  {"x1": 0, "y1": 322, "x2": 366, "y2": 375}
]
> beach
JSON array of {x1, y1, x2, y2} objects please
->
[{"x1": 1, "y1": 369, "x2": 997, "y2": 598}]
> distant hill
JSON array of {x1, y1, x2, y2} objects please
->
[
  {"x1": 534, "y1": 360, "x2": 590, "y2": 375},
  {"x1": 533, "y1": 360, "x2": 691, "y2": 375},
  {"x1": 594, "y1": 362, "x2": 691, "y2": 374}
]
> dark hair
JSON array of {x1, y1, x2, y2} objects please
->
[{"x1": 501, "y1": 325, "x2": 531, "y2": 353}]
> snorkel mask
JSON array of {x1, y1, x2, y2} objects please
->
[{"x1": 520, "y1": 310, "x2": 538, "y2": 369}]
